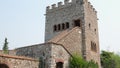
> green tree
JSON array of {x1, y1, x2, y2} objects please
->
[
  {"x1": 101, "y1": 51, "x2": 116, "y2": 68},
  {"x1": 69, "y1": 54, "x2": 98, "y2": 68},
  {"x1": 111, "y1": 53, "x2": 120, "y2": 68},
  {"x1": 2, "y1": 38, "x2": 9, "y2": 54},
  {"x1": 87, "y1": 60, "x2": 98, "y2": 68},
  {"x1": 69, "y1": 54, "x2": 86, "y2": 68}
]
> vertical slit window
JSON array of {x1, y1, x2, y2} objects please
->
[
  {"x1": 89, "y1": 23, "x2": 91, "y2": 29},
  {"x1": 91, "y1": 41, "x2": 97, "y2": 52},
  {"x1": 58, "y1": 24, "x2": 61, "y2": 31},
  {"x1": 66, "y1": 22, "x2": 69, "y2": 28},
  {"x1": 95, "y1": 29, "x2": 96, "y2": 34},
  {"x1": 62, "y1": 23, "x2": 65, "y2": 30},
  {"x1": 53, "y1": 25, "x2": 57, "y2": 31}
]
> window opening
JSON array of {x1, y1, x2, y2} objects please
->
[
  {"x1": 74, "y1": 19, "x2": 81, "y2": 27},
  {"x1": 58, "y1": 24, "x2": 61, "y2": 31},
  {"x1": 94, "y1": 29, "x2": 96, "y2": 34},
  {"x1": 89, "y1": 23, "x2": 91, "y2": 28},
  {"x1": 91, "y1": 41, "x2": 97, "y2": 52},
  {"x1": 62, "y1": 23, "x2": 65, "y2": 30},
  {"x1": 54, "y1": 25, "x2": 57, "y2": 31},
  {"x1": 66, "y1": 22, "x2": 69, "y2": 28}
]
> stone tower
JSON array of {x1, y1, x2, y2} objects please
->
[{"x1": 45, "y1": 0, "x2": 101, "y2": 67}]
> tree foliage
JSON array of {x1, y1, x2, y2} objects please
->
[
  {"x1": 112, "y1": 54, "x2": 120, "y2": 68},
  {"x1": 2, "y1": 38, "x2": 9, "y2": 54},
  {"x1": 69, "y1": 54, "x2": 98, "y2": 68},
  {"x1": 87, "y1": 60, "x2": 99, "y2": 68},
  {"x1": 101, "y1": 50, "x2": 120, "y2": 68}
]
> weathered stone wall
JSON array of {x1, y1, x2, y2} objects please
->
[
  {"x1": 16, "y1": 43, "x2": 51, "y2": 59},
  {"x1": 49, "y1": 27, "x2": 82, "y2": 55},
  {"x1": 45, "y1": 0, "x2": 84, "y2": 42},
  {"x1": 50, "y1": 44, "x2": 70, "y2": 68},
  {"x1": 83, "y1": 1, "x2": 101, "y2": 67},
  {"x1": 0, "y1": 54, "x2": 39, "y2": 68},
  {"x1": 57, "y1": 27, "x2": 82, "y2": 55},
  {"x1": 45, "y1": 0, "x2": 101, "y2": 67},
  {"x1": 16, "y1": 43, "x2": 53, "y2": 68},
  {"x1": 16, "y1": 43, "x2": 70, "y2": 68}
]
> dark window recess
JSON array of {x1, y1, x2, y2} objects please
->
[
  {"x1": 58, "y1": 24, "x2": 61, "y2": 30},
  {"x1": 66, "y1": 22, "x2": 69, "y2": 28},
  {"x1": 54, "y1": 25, "x2": 57, "y2": 31},
  {"x1": 56, "y1": 62, "x2": 63, "y2": 68},
  {"x1": 89, "y1": 23, "x2": 91, "y2": 28},
  {"x1": 94, "y1": 44, "x2": 97, "y2": 52},
  {"x1": 54, "y1": 22, "x2": 70, "y2": 32},
  {"x1": 95, "y1": 29, "x2": 96, "y2": 34},
  {"x1": 74, "y1": 19, "x2": 81, "y2": 27},
  {"x1": 62, "y1": 23, "x2": 65, "y2": 29},
  {"x1": 91, "y1": 41, "x2": 97, "y2": 52}
]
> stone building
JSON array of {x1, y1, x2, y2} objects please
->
[
  {"x1": 0, "y1": 0, "x2": 101, "y2": 68},
  {"x1": 45, "y1": 0, "x2": 101, "y2": 67}
]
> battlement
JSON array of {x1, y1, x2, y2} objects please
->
[
  {"x1": 46, "y1": 0, "x2": 81, "y2": 12},
  {"x1": 46, "y1": 0, "x2": 97, "y2": 14},
  {"x1": 87, "y1": 2, "x2": 97, "y2": 14}
]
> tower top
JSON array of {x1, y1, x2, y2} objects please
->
[
  {"x1": 46, "y1": 0, "x2": 85, "y2": 10},
  {"x1": 46, "y1": 0, "x2": 96, "y2": 14}
]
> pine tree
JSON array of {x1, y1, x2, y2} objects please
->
[{"x1": 2, "y1": 38, "x2": 9, "y2": 54}]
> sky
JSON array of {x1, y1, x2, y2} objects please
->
[{"x1": 0, "y1": 0, "x2": 120, "y2": 52}]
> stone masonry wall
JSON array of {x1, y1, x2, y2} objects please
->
[
  {"x1": 51, "y1": 27, "x2": 82, "y2": 55},
  {"x1": 50, "y1": 44, "x2": 70, "y2": 68},
  {"x1": 16, "y1": 43, "x2": 52, "y2": 68},
  {"x1": 0, "y1": 54, "x2": 39, "y2": 68},
  {"x1": 45, "y1": 0, "x2": 84, "y2": 42},
  {"x1": 45, "y1": 0, "x2": 101, "y2": 67},
  {"x1": 16, "y1": 43, "x2": 70, "y2": 68},
  {"x1": 16, "y1": 43, "x2": 52, "y2": 59},
  {"x1": 84, "y1": 1, "x2": 101, "y2": 67}
]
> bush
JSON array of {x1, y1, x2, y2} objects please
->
[
  {"x1": 69, "y1": 54, "x2": 98, "y2": 68},
  {"x1": 101, "y1": 50, "x2": 120, "y2": 68}
]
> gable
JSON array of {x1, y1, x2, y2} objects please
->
[{"x1": 49, "y1": 27, "x2": 82, "y2": 55}]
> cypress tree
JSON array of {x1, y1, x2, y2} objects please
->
[{"x1": 2, "y1": 38, "x2": 9, "y2": 54}]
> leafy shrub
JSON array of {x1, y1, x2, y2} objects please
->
[{"x1": 69, "y1": 54, "x2": 98, "y2": 68}]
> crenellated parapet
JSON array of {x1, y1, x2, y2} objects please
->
[
  {"x1": 46, "y1": 0, "x2": 81, "y2": 12},
  {"x1": 58, "y1": 2, "x2": 63, "y2": 7},
  {"x1": 46, "y1": 0, "x2": 97, "y2": 14},
  {"x1": 87, "y1": 2, "x2": 97, "y2": 14}
]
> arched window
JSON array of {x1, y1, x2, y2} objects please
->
[
  {"x1": 0, "y1": 64, "x2": 9, "y2": 68},
  {"x1": 66, "y1": 22, "x2": 69, "y2": 28},
  {"x1": 74, "y1": 19, "x2": 81, "y2": 27},
  {"x1": 91, "y1": 41, "x2": 97, "y2": 52},
  {"x1": 62, "y1": 23, "x2": 65, "y2": 30},
  {"x1": 56, "y1": 62, "x2": 63, "y2": 68},
  {"x1": 53, "y1": 25, "x2": 57, "y2": 31},
  {"x1": 58, "y1": 24, "x2": 61, "y2": 31}
]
